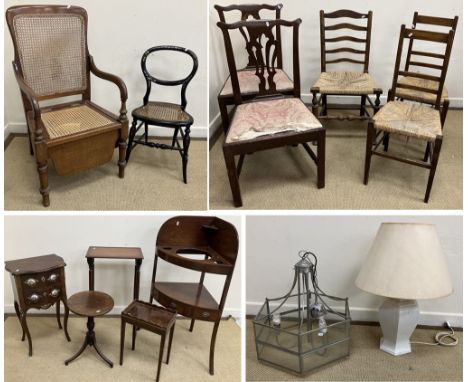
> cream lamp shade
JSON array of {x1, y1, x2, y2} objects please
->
[{"x1": 355, "y1": 223, "x2": 453, "y2": 300}]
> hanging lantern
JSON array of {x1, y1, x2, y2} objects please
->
[{"x1": 253, "y1": 251, "x2": 351, "y2": 375}]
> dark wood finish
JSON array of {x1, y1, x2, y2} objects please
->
[
  {"x1": 86, "y1": 246, "x2": 143, "y2": 347},
  {"x1": 65, "y1": 291, "x2": 114, "y2": 367},
  {"x1": 365, "y1": 20, "x2": 457, "y2": 203},
  {"x1": 150, "y1": 216, "x2": 239, "y2": 375},
  {"x1": 311, "y1": 9, "x2": 382, "y2": 121},
  {"x1": 125, "y1": 46, "x2": 198, "y2": 184},
  {"x1": 5, "y1": 254, "x2": 70, "y2": 356},
  {"x1": 214, "y1": 3, "x2": 290, "y2": 133},
  {"x1": 120, "y1": 300, "x2": 176, "y2": 382},
  {"x1": 217, "y1": 18, "x2": 326, "y2": 207},
  {"x1": 5, "y1": 5, "x2": 128, "y2": 207}
]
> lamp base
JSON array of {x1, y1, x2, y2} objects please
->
[{"x1": 378, "y1": 298, "x2": 419, "y2": 356}]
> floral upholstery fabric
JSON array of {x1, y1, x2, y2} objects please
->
[
  {"x1": 220, "y1": 69, "x2": 293, "y2": 96},
  {"x1": 311, "y1": 72, "x2": 379, "y2": 95},
  {"x1": 373, "y1": 101, "x2": 442, "y2": 142},
  {"x1": 226, "y1": 97, "x2": 322, "y2": 143},
  {"x1": 395, "y1": 76, "x2": 448, "y2": 104}
]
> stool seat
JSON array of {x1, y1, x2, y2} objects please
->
[
  {"x1": 122, "y1": 300, "x2": 176, "y2": 330},
  {"x1": 120, "y1": 300, "x2": 176, "y2": 382},
  {"x1": 67, "y1": 291, "x2": 114, "y2": 317}
]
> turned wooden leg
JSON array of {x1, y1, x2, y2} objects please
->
[
  {"x1": 364, "y1": 122, "x2": 375, "y2": 185},
  {"x1": 182, "y1": 124, "x2": 191, "y2": 184},
  {"x1": 374, "y1": 93, "x2": 381, "y2": 115},
  {"x1": 425, "y1": 137, "x2": 442, "y2": 203},
  {"x1": 36, "y1": 160, "x2": 49, "y2": 207},
  {"x1": 118, "y1": 138, "x2": 127, "y2": 178},
  {"x1": 223, "y1": 147, "x2": 242, "y2": 207},
  {"x1": 218, "y1": 97, "x2": 230, "y2": 134},
  {"x1": 312, "y1": 91, "x2": 319, "y2": 117}
]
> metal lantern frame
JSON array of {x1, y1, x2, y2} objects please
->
[{"x1": 253, "y1": 251, "x2": 351, "y2": 376}]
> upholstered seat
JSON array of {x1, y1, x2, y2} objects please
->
[
  {"x1": 41, "y1": 104, "x2": 117, "y2": 140},
  {"x1": 226, "y1": 97, "x2": 322, "y2": 143},
  {"x1": 132, "y1": 101, "x2": 192, "y2": 124},
  {"x1": 373, "y1": 101, "x2": 442, "y2": 142},
  {"x1": 395, "y1": 76, "x2": 449, "y2": 104},
  {"x1": 311, "y1": 72, "x2": 379, "y2": 95},
  {"x1": 220, "y1": 69, "x2": 293, "y2": 96}
]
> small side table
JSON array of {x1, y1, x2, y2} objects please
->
[
  {"x1": 5, "y1": 254, "x2": 71, "y2": 356},
  {"x1": 120, "y1": 300, "x2": 176, "y2": 382},
  {"x1": 86, "y1": 246, "x2": 144, "y2": 348},
  {"x1": 64, "y1": 291, "x2": 114, "y2": 367}
]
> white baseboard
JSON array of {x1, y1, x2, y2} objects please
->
[
  {"x1": 4, "y1": 122, "x2": 207, "y2": 141},
  {"x1": 209, "y1": 112, "x2": 222, "y2": 139},
  {"x1": 246, "y1": 301, "x2": 462, "y2": 327},
  {"x1": 4, "y1": 304, "x2": 241, "y2": 320}
]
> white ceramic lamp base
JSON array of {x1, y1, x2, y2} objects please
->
[{"x1": 378, "y1": 298, "x2": 419, "y2": 356}]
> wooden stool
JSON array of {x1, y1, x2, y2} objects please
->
[
  {"x1": 120, "y1": 300, "x2": 176, "y2": 382},
  {"x1": 64, "y1": 291, "x2": 114, "y2": 367}
]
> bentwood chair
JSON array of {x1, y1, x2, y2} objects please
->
[
  {"x1": 364, "y1": 24, "x2": 456, "y2": 203},
  {"x1": 126, "y1": 46, "x2": 198, "y2": 184},
  {"x1": 6, "y1": 5, "x2": 128, "y2": 207},
  {"x1": 396, "y1": 13, "x2": 458, "y2": 126},
  {"x1": 218, "y1": 19, "x2": 325, "y2": 207},
  {"x1": 311, "y1": 10, "x2": 382, "y2": 120},
  {"x1": 214, "y1": 4, "x2": 295, "y2": 133}
]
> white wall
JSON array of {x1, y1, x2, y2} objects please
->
[
  {"x1": 4, "y1": 0, "x2": 208, "y2": 139},
  {"x1": 4, "y1": 215, "x2": 242, "y2": 318},
  {"x1": 209, "y1": 0, "x2": 463, "y2": 134},
  {"x1": 246, "y1": 215, "x2": 462, "y2": 327}
]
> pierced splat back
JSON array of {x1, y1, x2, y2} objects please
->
[{"x1": 217, "y1": 18, "x2": 301, "y2": 105}]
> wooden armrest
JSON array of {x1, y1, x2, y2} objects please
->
[
  {"x1": 12, "y1": 62, "x2": 41, "y2": 120},
  {"x1": 89, "y1": 55, "x2": 128, "y2": 122}
]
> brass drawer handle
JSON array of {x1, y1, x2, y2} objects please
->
[
  {"x1": 48, "y1": 274, "x2": 58, "y2": 282},
  {"x1": 49, "y1": 289, "x2": 60, "y2": 298},
  {"x1": 28, "y1": 294, "x2": 40, "y2": 302},
  {"x1": 202, "y1": 311, "x2": 210, "y2": 318}
]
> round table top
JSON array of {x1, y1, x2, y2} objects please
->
[{"x1": 67, "y1": 291, "x2": 114, "y2": 317}]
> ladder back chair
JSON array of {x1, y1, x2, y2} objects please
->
[
  {"x1": 218, "y1": 18, "x2": 325, "y2": 207},
  {"x1": 126, "y1": 46, "x2": 198, "y2": 183},
  {"x1": 364, "y1": 23, "x2": 456, "y2": 203},
  {"x1": 397, "y1": 13, "x2": 458, "y2": 125},
  {"x1": 215, "y1": 4, "x2": 295, "y2": 133},
  {"x1": 6, "y1": 5, "x2": 128, "y2": 207},
  {"x1": 311, "y1": 10, "x2": 382, "y2": 120}
]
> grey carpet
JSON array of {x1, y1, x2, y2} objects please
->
[
  {"x1": 4, "y1": 137, "x2": 207, "y2": 210},
  {"x1": 246, "y1": 320, "x2": 462, "y2": 381},
  {"x1": 4, "y1": 316, "x2": 240, "y2": 382},
  {"x1": 209, "y1": 110, "x2": 462, "y2": 209}
]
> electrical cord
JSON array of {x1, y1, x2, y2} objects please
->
[{"x1": 410, "y1": 322, "x2": 459, "y2": 347}]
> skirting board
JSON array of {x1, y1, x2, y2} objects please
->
[
  {"x1": 246, "y1": 301, "x2": 462, "y2": 327},
  {"x1": 4, "y1": 122, "x2": 207, "y2": 141},
  {"x1": 208, "y1": 95, "x2": 463, "y2": 139},
  {"x1": 3, "y1": 304, "x2": 241, "y2": 321}
]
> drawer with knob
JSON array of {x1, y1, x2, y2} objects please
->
[
  {"x1": 21, "y1": 270, "x2": 61, "y2": 290},
  {"x1": 25, "y1": 288, "x2": 62, "y2": 308}
]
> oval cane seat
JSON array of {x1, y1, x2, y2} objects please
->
[
  {"x1": 132, "y1": 101, "x2": 193, "y2": 125},
  {"x1": 373, "y1": 101, "x2": 442, "y2": 142}
]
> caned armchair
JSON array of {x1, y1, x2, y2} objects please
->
[{"x1": 6, "y1": 5, "x2": 128, "y2": 207}]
